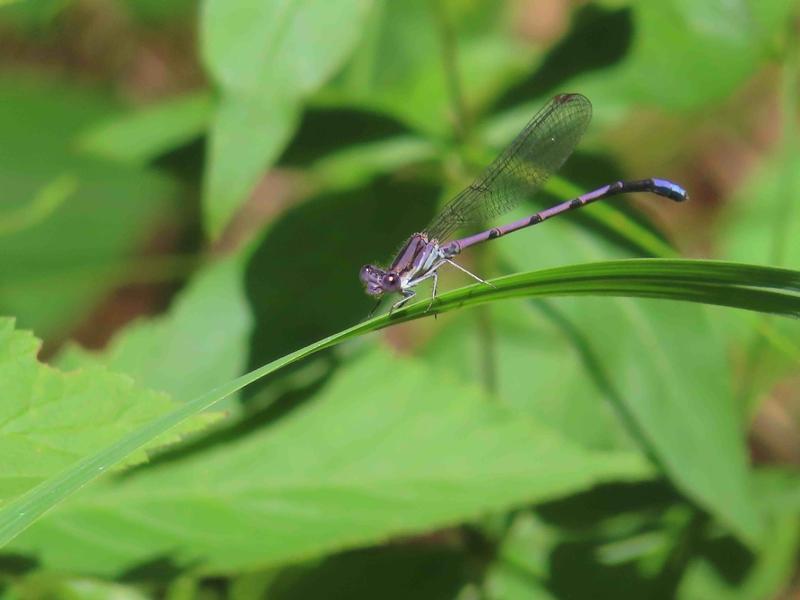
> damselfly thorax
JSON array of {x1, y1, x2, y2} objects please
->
[{"x1": 359, "y1": 232, "x2": 492, "y2": 314}]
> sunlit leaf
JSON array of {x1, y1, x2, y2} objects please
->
[
  {"x1": 58, "y1": 255, "x2": 252, "y2": 408},
  {"x1": 434, "y1": 205, "x2": 762, "y2": 545},
  {"x1": 77, "y1": 91, "x2": 214, "y2": 166},
  {"x1": 320, "y1": 0, "x2": 533, "y2": 135},
  {"x1": 0, "y1": 318, "x2": 212, "y2": 505},
  {"x1": 566, "y1": 1, "x2": 792, "y2": 110},
  {"x1": 0, "y1": 258, "x2": 795, "y2": 548},
  {"x1": 8, "y1": 348, "x2": 651, "y2": 575},
  {"x1": 200, "y1": 0, "x2": 374, "y2": 238},
  {"x1": 203, "y1": 93, "x2": 300, "y2": 236}
]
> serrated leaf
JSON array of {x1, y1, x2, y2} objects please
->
[
  {"x1": 57, "y1": 255, "x2": 253, "y2": 407},
  {"x1": 0, "y1": 318, "x2": 210, "y2": 505},
  {"x1": 8, "y1": 348, "x2": 652, "y2": 575},
  {"x1": 0, "y1": 258, "x2": 796, "y2": 549}
]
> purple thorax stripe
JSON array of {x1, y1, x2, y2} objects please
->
[{"x1": 390, "y1": 234, "x2": 428, "y2": 274}]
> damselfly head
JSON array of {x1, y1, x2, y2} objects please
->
[
  {"x1": 359, "y1": 265, "x2": 382, "y2": 295},
  {"x1": 360, "y1": 264, "x2": 402, "y2": 296}
]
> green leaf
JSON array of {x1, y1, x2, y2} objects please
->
[
  {"x1": 0, "y1": 318, "x2": 209, "y2": 505},
  {"x1": 57, "y1": 255, "x2": 253, "y2": 407},
  {"x1": 202, "y1": 0, "x2": 373, "y2": 97},
  {"x1": 718, "y1": 106, "x2": 800, "y2": 410},
  {"x1": 722, "y1": 143, "x2": 800, "y2": 270},
  {"x1": 423, "y1": 300, "x2": 636, "y2": 452},
  {"x1": 310, "y1": 135, "x2": 438, "y2": 191},
  {"x1": 428, "y1": 201, "x2": 762, "y2": 545},
  {"x1": 677, "y1": 469, "x2": 800, "y2": 600},
  {"x1": 8, "y1": 348, "x2": 651, "y2": 575},
  {"x1": 243, "y1": 175, "x2": 439, "y2": 366},
  {"x1": 0, "y1": 258, "x2": 795, "y2": 549},
  {"x1": 558, "y1": 1, "x2": 793, "y2": 111},
  {"x1": 200, "y1": 0, "x2": 374, "y2": 238},
  {"x1": 421, "y1": 179, "x2": 680, "y2": 455},
  {"x1": 0, "y1": 0, "x2": 67, "y2": 31},
  {"x1": 505, "y1": 2, "x2": 793, "y2": 121},
  {"x1": 577, "y1": 297, "x2": 759, "y2": 544},
  {"x1": 320, "y1": 0, "x2": 533, "y2": 136},
  {"x1": 77, "y1": 91, "x2": 214, "y2": 166},
  {"x1": 234, "y1": 546, "x2": 471, "y2": 600},
  {"x1": 0, "y1": 75, "x2": 178, "y2": 337},
  {"x1": 203, "y1": 93, "x2": 299, "y2": 236},
  {"x1": 484, "y1": 513, "x2": 558, "y2": 600},
  {"x1": 0, "y1": 174, "x2": 77, "y2": 237},
  {"x1": 619, "y1": 0, "x2": 764, "y2": 108},
  {"x1": 3, "y1": 573, "x2": 150, "y2": 600},
  {"x1": 481, "y1": 483, "x2": 687, "y2": 598},
  {"x1": 127, "y1": 0, "x2": 197, "y2": 23},
  {"x1": 501, "y1": 215, "x2": 761, "y2": 545}
]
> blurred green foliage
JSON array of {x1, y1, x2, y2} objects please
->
[
  {"x1": 0, "y1": 0, "x2": 799, "y2": 598},
  {"x1": 0, "y1": 76, "x2": 179, "y2": 336}
]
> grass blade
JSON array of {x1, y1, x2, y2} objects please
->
[{"x1": 0, "y1": 258, "x2": 797, "y2": 546}]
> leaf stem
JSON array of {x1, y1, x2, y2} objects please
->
[
  {"x1": 0, "y1": 175, "x2": 77, "y2": 237},
  {"x1": 431, "y1": 0, "x2": 498, "y2": 394},
  {"x1": 432, "y1": 0, "x2": 469, "y2": 141},
  {"x1": 736, "y1": 22, "x2": 800, "y2": 413},
  {"x1": 770, "y1": 20, "x2": 799, "y2": 267}
]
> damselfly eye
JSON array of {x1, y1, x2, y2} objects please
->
[{"x1": 382, "y1": 273, "x2": 400, "y2": 290}]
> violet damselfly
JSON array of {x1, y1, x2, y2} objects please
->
[{"x1": 360, "y1": 93, "x2": 688, "y2": 314}]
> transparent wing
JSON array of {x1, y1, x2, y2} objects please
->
[{"x1": 425, "y1": 93, "x2": 592, "y2": 241}]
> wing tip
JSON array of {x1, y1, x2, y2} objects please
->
[{"x1": 554, "y1": 92, "x2": 589, "y2": 105}]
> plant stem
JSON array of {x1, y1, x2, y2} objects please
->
[
  {"x1": 737, "y1": 18, "x2": 800, "y2": 413},
  {"x1": 432, "y1": 0, "x2": 469, "y2": 141},
  {"x1": 431, "y1": 0, "x2": 498, "y2": 395},
  {"x1": 770, "y1": 19, "x2": 799, "y2": 266}
]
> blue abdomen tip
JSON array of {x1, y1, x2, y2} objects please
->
[{"x1": 653, "y1": 178, "x2": 689, "y2": 202}]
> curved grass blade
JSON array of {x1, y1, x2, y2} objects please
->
[{"x1": 0, "y1": 258, "x2": 798, "y2": 547}]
